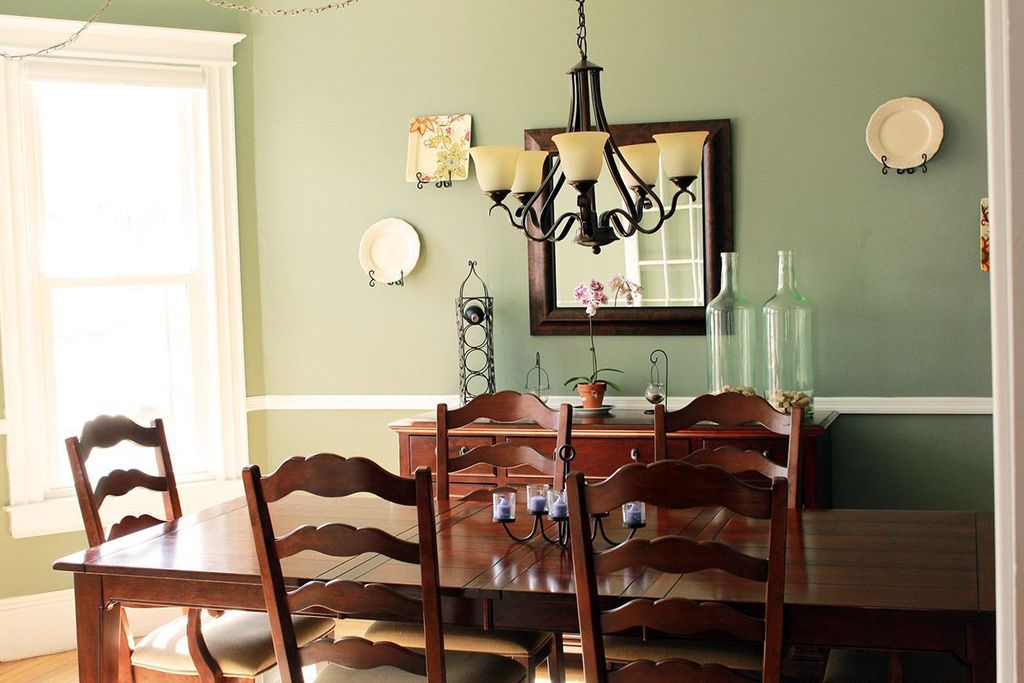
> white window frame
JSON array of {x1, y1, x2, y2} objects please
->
[{"x1": 0, "y1": 16, "x2": 248, "y2": 538}]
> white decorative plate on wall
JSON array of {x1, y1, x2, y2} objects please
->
[
  {"x1": 865, "y1": 97, "x2": 943, "y2": 169},
  {"x1": 358, "y1": 218, "x2": 420, "y2": 283}
]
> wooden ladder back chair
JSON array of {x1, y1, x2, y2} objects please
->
[
  {"x1": 436, "y1": 390, "x2": 572, "y2": 503},
  {"x1": 244, "y1": 455, "x2": 526, "y2": 683},
  {"x1": 566, "y1": 462, "x2": 789, "y2": 683},
  {"x1": 67, "y1": 415, "x2": 330, "y2": 683},
  {"x1": 66, "y1": 415, "x2": 234, "y2": 682},
  {"x1": 66, "y1": 415, "x2": 181, "y2": 547},
  {"x1": 655, "y1": 393, "x2": 804, "y2": 508}
]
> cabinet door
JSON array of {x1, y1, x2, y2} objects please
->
[{"x1": 409, "y1": 435, "x2": 496, "y2": 481}]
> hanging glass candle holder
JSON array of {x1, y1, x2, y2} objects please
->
[
  {"x1": 644, "y1": 349, "x2": 668, "y2": 414},
  {"x1": 706, "y1": 252, "x2": 756, "y2": 396},
  {"x1": 523, "y1": 352, "x2": 551, "y2": 404},
  {"x1": 762, "y1": 250, "x2": 814, "y2": 417}
]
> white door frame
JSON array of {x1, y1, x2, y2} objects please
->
[{"x1": 985, "y1": 0, "x2": 1023, "y2": 679}]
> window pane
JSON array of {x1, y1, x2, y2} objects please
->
[
  {"x1": 49, "y1": 284, "x2": 201, "y2": 488},
  {"x1": 666, "y1": 264, "x2": 698, "y2": 305},
  {"x1": 33, "y1": 81, "x2": 202, "y2": 278}
]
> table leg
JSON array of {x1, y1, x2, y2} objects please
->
[
  {"x1": 967, "y1": 619, "x2": 996, "y2": 683},
  {"x1": 74, "y1": 573, "x2": 121, "y2": 683}
]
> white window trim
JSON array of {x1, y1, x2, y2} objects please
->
[{"x1": 0, "y1": 16, "x2": 248, "y2": 539}]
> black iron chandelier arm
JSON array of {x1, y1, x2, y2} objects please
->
[{"x1": 601, "y1": 183, "x2": 692, "y2": 239}]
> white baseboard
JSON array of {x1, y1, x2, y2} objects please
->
[
  {"x1": 0, "y1": 589, "x2": 179, "y2": 662},
  {"x1": 245, "y1": 394, "x2": 994, "y2": 415}
]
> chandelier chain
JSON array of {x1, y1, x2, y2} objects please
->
[
  {"x1": 204, "y1": 0, "x2": 362, "y2": 16},
  {"x1": 576, "y1": 0, "x2": 588, "y2": 59},
  {"x1": 0, "y1": 0, "x2": 113, "y2": 61}
]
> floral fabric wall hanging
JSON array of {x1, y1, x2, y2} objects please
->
[{"x1": 405, "y1": 114, "x2": 472, "y2": 186}]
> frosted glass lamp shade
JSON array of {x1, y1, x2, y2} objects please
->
[
  {"x1": 552, "y1": 131, "x2": 610, "y2": 183},
  {"x1": 653, "y1": 131, "x2": 709, "y2": 179},
  {"x1": 511, "y1": 150, "x2": 549, "y2": 194},
  {"x1": 469, "y1": 146, "x2": 521, "y2": 193},
  {"x1": 618, "y1": 143, "x2": 660, "y2": 187}
]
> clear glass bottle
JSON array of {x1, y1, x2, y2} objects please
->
[
  {"x1": 762, "y1": 250, "x2": 814, "y2": 417},
  {"x1": 706, "y1": 252, "x2": 756, "y2": 395}
]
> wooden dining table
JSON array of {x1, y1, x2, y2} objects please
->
[{"x1": 54, "y1": 494, "x2": 995, "y2": 682}]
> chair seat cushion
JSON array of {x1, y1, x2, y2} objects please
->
[
  {"x1": 132, "y1": 610, "x2": 333, "y2": 677},
  {"x1": 361, "y1": 619, "x2": 551, "y2": 656},
  {"x1": 824, "y1": 649, "x2": 969, "y2": 683},
  {"x1": 604, "y1": 635, "x2": 765, "y2": 669},
  {"x1": 312, "y1": 651, "x2": 525, "y2": 683}
]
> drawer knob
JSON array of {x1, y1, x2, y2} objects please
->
[
  {"x1": 630, "y1": 448, "x2": 640, "y2": 462},
  {"x1": 762, "y1": 450, "x2": 772, "y2": 459}
]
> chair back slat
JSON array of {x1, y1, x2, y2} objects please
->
[
  {"x1": 276, "y1": 523, "x2": 420, "y2": 563},
  {"x1": 286, "y1": 580, "x2": 424, "y2": 621},
  {"x1": 436, "y1": 392, "x2": 572, "y2": 502},
  {"x1": 245, "y1": 456, "x2": 447, "y2": 683},
  {"x1": 298, "y1": 637, "x2": 428, "y2": 676},
  {"x1": 447, "y1": 442, "x2": 557, "y2": 476},
  {"x1": 608, "y1": 659, "x2": 755, "y2": 683},
  {"x1": 107, "y1": 513, "x2": 168, "y2": 541},
  {"x1": 93, "y1": 469, "x2": 169, "y2": 508},
  {"x1": 683, "y1": 446, "x2": 787, "y2": 482},
  {"x1": 600, "y1": 597, "x2": 765, "y2": 641},
  {"x1": 258, "y1": 453, "x2": 417, "y2": 505},
  {"x1": 655, "y1": 394, "x2": 804, "y2": 509},
  {"x1": 584, "y1": 461, "x2": 774, "y2": 520},
  {"x1": 76, "y1": 414, "x2": 162, "y2": 459},
  {"x1": 566, "y1": 463, "x2": 789, "y2": 683},
  {"x1": 445, "y1": 390, "x2": 564, "y2": 431},
  {"x1": 594, "y1": 536, "x2": 768, "y2": 581},
  {"x1": 66, "y1": 416, "x2": 181, "y2": 547}
]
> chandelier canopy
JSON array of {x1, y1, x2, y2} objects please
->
[{"x1": 469, "y1": 0, "x2": 709, "y2": 253}]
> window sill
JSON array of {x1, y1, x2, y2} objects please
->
[{"x1": 3, "y1": 478, "x2": 244, "y2": 539}]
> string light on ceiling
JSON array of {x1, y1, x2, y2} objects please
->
[{"x1": 0, "y1": 0, "x2": 363, "y2": 61}]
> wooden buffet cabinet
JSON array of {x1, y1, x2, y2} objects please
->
[{"x1": 390, "y1": 409, "x2": 837, "y2": 508}]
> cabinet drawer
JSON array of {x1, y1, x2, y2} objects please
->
[
  {"x1": 698, "y1": 438, "x2": 788, "y2": 466},
  {"x1": 574, "y1": 438, "x2": 651, "y2": 478},
  {"x1": 409, "y1": 435, "x2": 496, "y2": 480}
]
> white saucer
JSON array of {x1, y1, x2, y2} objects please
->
[{"x1": 573, "y1": 404, "x2": 614, "y2": 416}]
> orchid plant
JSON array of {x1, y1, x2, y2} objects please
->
[{"x1": 564, "y1": 277, "x2": 642, "y2": 391}]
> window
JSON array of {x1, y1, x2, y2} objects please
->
[{"x1": 0, "y1": 18, "x2": 247, "y2": 537}]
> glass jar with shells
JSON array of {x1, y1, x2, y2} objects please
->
[{"x1": 762, "y1": 250, "x2": 813, "y2": 418}]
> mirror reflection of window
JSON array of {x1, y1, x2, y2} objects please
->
[{"x1": 554, "y1": 159, "x2": 705, "y2": 308}]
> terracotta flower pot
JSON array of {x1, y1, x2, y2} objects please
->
[{"x1": 577, "y1": 382, "x2": 607, "y2": 409}]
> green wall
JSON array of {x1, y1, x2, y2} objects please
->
[{"x1": 0, "y1": 0, "x2": 991, "y2": 601}]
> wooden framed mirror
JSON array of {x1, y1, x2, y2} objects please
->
[{"x1": 525, "y1": 119, "x2": 733, "y2": 335}]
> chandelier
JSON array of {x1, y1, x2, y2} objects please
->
[{"x1": 468, "y1": 0, "x2": 708, "y2": 253}]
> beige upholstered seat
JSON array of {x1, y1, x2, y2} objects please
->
[
  {"x1": 824, "y1": 649, "x2": 969, "y2": 683},
  {"x1": 132, "y1": 611, "x2": 333, "y2": 677},
  {"x1": 312, "y1": 651, "x2": 526, "y2": 683},
  {"x1": 604, "y1": 636, "x2": 797, "y2": 677},
  {"x1": 363, "y1": 620, "x2": 550, "y2": 657}
]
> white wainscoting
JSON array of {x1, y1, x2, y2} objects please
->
[
  {"x1": 246, "y1": 394, "x2": 994, "y2": 415},
  {"x1": 0, "y1": 589, "x2": 179, "y2": 662}
]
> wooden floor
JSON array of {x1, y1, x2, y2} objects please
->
[{"x1": 0, "y1": 650, "x2": 78, "y2": 682}]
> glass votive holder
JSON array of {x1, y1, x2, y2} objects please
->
[
  {"x1": 622, "y1": 501, "x2": 646, "y2": 529},
  {"x1": 547, "y1": 488, "x2": 569, "y2": 521},
  {"x1": 492, "y1": 491, "x2": 516, "y2": 522},
  {"x1": 526, "y1": 484, "x2": 550, "y2": 514}
]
